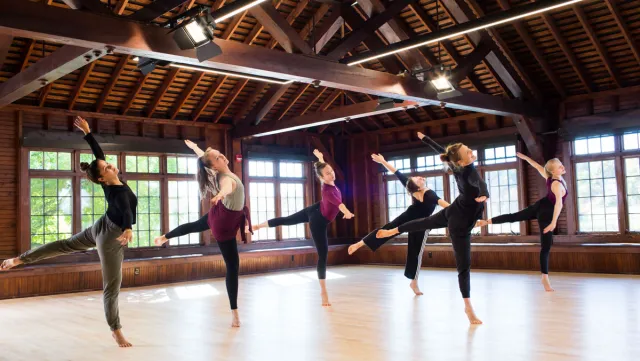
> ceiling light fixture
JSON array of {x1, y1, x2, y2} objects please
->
[
  {"x1": 211, "y1": 0, "x2": 267, "y2": 23},
  {"x1": 344, "y1": 0, "x2": 584, "y2": 66},
  {"x1": 170, "y1": 63, "x2": 295, "y2": 84}
]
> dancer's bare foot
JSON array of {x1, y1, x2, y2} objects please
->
[
  {"x1": 541, "y1": 274, "x2": 555, "y2": 292},
  {"x1": 252, "y1": 222, "x2": 267, "y2": 232},
  {"x1": 0, "y1": 257, "x2": 23, "y2": 270},
  {"x1": 475, "y1": 219, "x2": 489, "y2": 227},
  {"x1": 409, "y1": 279, "x2": 424, "y2": 296},
  {"x1": 112, "y1": 329, "x2": 132, "y2": 347},
  {"x1": 153, "y1": 235, "x2": 168, "y2": 247},
  {"x1": 231, "y1": 309, "x2": 241, "y2": 327},
  {"x1": 463, "y1": 299, "x2": 483, "y2": 324},
  {"x1": 348, "y1": 240, "x2": 364, "y2": 255},
  {"x1": 321, "y1": 291, "x2": 331, "y2": 307}
]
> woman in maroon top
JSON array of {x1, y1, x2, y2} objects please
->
[
  {"x1": 477, "y1": 153, "x2": 567, "y2": 291},
  {"x1": 253, "y1": 149, "x2": 354, "y2": 306}
]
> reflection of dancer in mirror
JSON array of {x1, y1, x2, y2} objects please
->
[
  {"x1": 1, "y1": 116, "x2": 136, "y2": 347},
  {"x1": 477, "y1": 153, "x2": 566, "y2": 292},
  {"x1": 252, "y1": 149, "x2": 354, "y2": 307},
  {"x1": 376, "y1": 133, "x2": 488, "y2": 324},
  {"x1": 155, "y1": 140, "x2": 252, "y2": 327},
  {"x1": 348, "y1": 152, "x2": 450, "y2": 296}
]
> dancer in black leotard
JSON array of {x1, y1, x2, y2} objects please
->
[
  {"x1": 376, "y1": 132, "x2": 488, "y2": 324},
  {"x1": 348, "y1": 152, "x2": 450, "y2": 295},
  {"x1": 477, "y1": 153, "x2": 567, "y2": 292}
]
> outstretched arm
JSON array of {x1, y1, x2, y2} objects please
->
[
  {"x1": 543, "y1": 182, "x2": 565, "y2": 233},
  {"x1": 313, "y1": 149, "x2": 326, "y2": 163},
  {"x1": 371, "y1": 153, "x2": 408, "y2": 187},
  {"x1": 74, "y1": 116, "x2": 105, "y2": 160},
  {"x1": 338, "y1": 204, "x2": 355, "y2": 219},
  {"x1": 417, "y1": 132, "x2": 445, "y2": 153},
  {"x1": 185, "y1": 139, "x2": 205, "y2": 158},
  {"x1": 438, "y1": 199, "x2": 450, "y2": 208},
  {"x1": 517, "y1": 152, "x2": 547, "y2": 179}
]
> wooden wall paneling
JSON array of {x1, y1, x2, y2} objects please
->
[{"x1": 561, "y1": 141, "x2": 577, "y2": 235}]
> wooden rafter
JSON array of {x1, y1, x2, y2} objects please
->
[
  {"x1": 212, "y1": 78, "x2": 249, "y2": 123},
  {"x1": 573, "y1": 4, "x2": 622, "y2": 88},
  {"x1": 299, "y1": 87, "x2": 327, "y2": 116},
  {"x1": 232, "y1": 82, "x2": 267, "y2": 124},
  {"x1": 240, "y1": 84, "x2": 291, "y2": 126},
  {"x1": 541, "y1": 13, "x2": 592, "y2": 93},
  {"x1": 221, "y1": 11, "x2": 248, "y2": 40},
  {"x1": 249, "y1": 3, "x2": 312, "y2": 54},
  {"x1": 0, "y1": 35, "x2": 12, "y2": 68},
  {"x1": 299, "y1": 3, "x2": 330, "y2": 42},
  {"x1": 318, "y1": 89, "x2": 343, "y2": 112},
  {"x1": 450, "y1": 40, "x2": 491, "y2": 84},
  {"x1": 512, "y1": 115, "x2": 544, "y2": 162},
  {"x1": 96, "y1": 54, "x2": 130, "y2": 112},
  {"x1": 38, "y1": 84, "x2": 52, "y2": 107},
  {"x1": 265, "y1": 0, "x2": 309, "y2": 50},
  {"x1": 121, "y1": 71, "x2": 152, "y2": 115},
  {"x1": 274, "y1": 83, "x2": 310, "y2": 121},
  {"x1": 68, "y1": 61, "x2": 96, "y2": 110},
  {"x1": 170, "y1": 71, "x2": 205, "y2": 120},
  {"x1": 604, "y1": 0, "x2": 640, "y2": 71},
  {"x1": 20, "y1": 39, "x2": 36, "y2": 71},
  {"x1": 345, "y1": 92, "x2": 384, "y2": 129},
  {"x1": 191, "y1": 75, "x2": 227, "y2": 121},
  {"x1": 128, "y1": 0, "x2": 190, "y2": 23},
  {"x1": 313, "y1": 4, "x2": 343, "y2": 53},
  {"x1": 114, "y1": 0, "x2": 129, "y2": 15},
  {"x1": 147, "y1": 67, "x2": 180, "y2": 117}
]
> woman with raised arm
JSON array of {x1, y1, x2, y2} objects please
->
[
  {"x1": 348, "y1": 153, "x2": 450, "y2": 295},
  {"x1": 1, "y1": 116, "x2": 137, "y2": 347},
  {"x1": 476, "y1": 153, "x2": 566, "y2": 292},
  {"x1": 155, "y1": 141, "x2": 251, "y2": 327},
  {"x1": 252, "y1": 149, "x2": 354, "y2": 307},
  {"x1": 376, "y1": 132, "x2": 488, "y2": 325}
]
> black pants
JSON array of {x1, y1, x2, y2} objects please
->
[
  {"x1": 492, "y1": 198, "x2": 554, "y2": 274},
  {"x1": 268, "y1": 203, "x2": 330, "y2": 279},
  {"x1": 362, "y1": 207, "x2": 430, "y2": 280},
  {"x1": 398, "y1": 202, "x2": 484, "y2": 299},
  {"x1": 165, "y1": 214, "x2": 240, "y2": 309}
]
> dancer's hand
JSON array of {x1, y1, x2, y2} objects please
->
[
  {"x1": 516, "y1": 152, "x2": 528, "y2": 160},
  {"x1": 184, "y1": 139, "x2": 197, "y2": 150},
  {"x1": 117, "y1": 229, "x2": 133, "y2": 246},
  {"x1": 313, "y1": 149, "x2": 325, "y2": 163},
  {"x1": 475, "y1": 196, "x2": 487, "y2": 203},
  {"x1": 543, "y1": 222, "x2": 556, "y2": 234},
  {"x1": 371, "y1": 154, "x2": 385, "y2": 164},
  {"x1": 211, "y1": 193, "x2": 225, "y2": 206},
  {"x1": 475, "y1": 219, "x2": 489, "y2": 227},
  {"x1": 244, "y1": 226, "x2": 251, "y2": 234},
  {"x1": 343, "y1": 211, "x2": 354, "y2": 220},
  {"x1": 73, "y1": 116, "x2": 90, "y2": 135},
  {"x1": 417, "y1": 132, "x2": 426, "y2": 140}
]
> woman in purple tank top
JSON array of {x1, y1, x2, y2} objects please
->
[
  {"x1": 477, "y1": 153, "x2": 567, "y2": 291},
  {"x1": 252, "y1": 149, "x2": 355, "y2": 306}
]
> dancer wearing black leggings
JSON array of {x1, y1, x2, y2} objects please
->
[
  {"x1": 155, "y1": 141, "x2": 251, "y2": 328},
  {"x1": 1, "y1": 117, "x2": 136, "y2": 347},
  {"x1": 377, "y1": 132, "x2": 488, "y2": 324},
  {"x1": 252, "y1": 149, "x2": 354, "y2": 307},
  {"x1": 348, "y1": 153, "x2": 450, "y2": 295},
  {"x1": 477, "y1": 153, "x2": 566, "y2": 292}
]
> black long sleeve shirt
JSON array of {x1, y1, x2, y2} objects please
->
[
  {"x1": 393, "y1": 170, "x2": 440, "y2": 215},
  {"x1": 84, "y1": 133, "x2": 137, "y2": 231}
]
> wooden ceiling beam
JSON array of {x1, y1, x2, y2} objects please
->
[
  {"x1": 300, "y1": 3, "x2": 331, "y2": 42},
  {"x1": 604, "y1": 0, "x2": 640, "y2": 69},
  {"x1": 0, "y1": 35, "x2": 12, "y2": 69},
  {"x1": 68, "y1": 60, "x2": 96, "y2": 110},
  {"x1": 249, "y1": 3, "x2": 312, "y2": 54},
  {"x1": 318, "y1": 89, "x2": 343, "y2": 112},
  {"x1": 345, "y1": 92, "x2": 384, "y2": 129},
  {"x1": 191, "y1": 75, "x2": 227, "y2": 121},
  {"x1": 299, "y1": 87, "x2": 327, "y2": 116},
  {"x1": 0, "y1": 45, "x2": 99, "y2": 107},
  {"x1": 127, "y1": 0, "x2": 189, "y2": 23},
  {"x1": 573, "y1": 4, "x2": 622, "y2": 88},
  {"x1": 38, "y1": 84, "x2": 52, "y2": 107},
  {"x1": 232, "y1": 81, "x2": 267, "y2": 124},
  {"x1": 274, "y1": 83, "x2": 311, "y2": 121},
  {"x1": 147, "y1": 67, "x2": 180, "y2": 117},
  {"x1": 541, "y1": 13, "x2": 592, "y2": 93},
  {"x1": 170, "y1": 71, "x2": 205, "y2": 120},
  {"x1": 0, "y1": 0, "x2": 546, "y2": 118},
  {"x1": 240, "y1": 83, "x2": 291, "y2": 126},
  {"x1": 221, "y1": 11, "x2": 249, "y2": 40},
  {"x1": 562, "y1": 85, "x2": 640, "y2": 104},
  {"x1": 114, "y1": 0, "x2": 129, "y2": 15},
  {"x1": 450, "y1": 40, "x2": 491, "y2": 84},
  {"x1": 512, "y1": 115, "x2": 544, "y2": 162},
  {"x1": 121, "y1": 70, "x2": 152, "y2": 115},
  {"x1": 20, "y1": 39, "x2": 36, "y2": 72},
  {"x1": 96, "y1": 54, "x2": 130, "y2": 112},
  {"x1": 212, "y1": 78, "x2": 249, "y2": 123},
  {"x1": 313, "y1": 4, "x2": 343, "y2": 54},
  {"x1": 265, "y1": 0, "x2": 309, "y2": 50}
]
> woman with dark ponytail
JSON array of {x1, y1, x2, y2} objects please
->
[
  {"x1": 154, "y1": 141, "x2": 251, "y2": 328},
  {"x1": 348, "y1": 153, "x2": 450, "y2": 296},
  {"x1": 376, "y1": 132, "x2": 488, "y2": 324},
  {"x1": 1, "y1": 117, "x2": 137, "y2": 347},
  {"x1": 252, "y1": 149, "x2": 355, "y2": 307}
]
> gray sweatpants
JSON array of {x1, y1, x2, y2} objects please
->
[{"x1": 19, "y1": 216, "x2": 124, "y2": 331}]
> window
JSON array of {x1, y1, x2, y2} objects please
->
[
  {"x1": 167, "y1": 156, "x2": 197, "y2": 174},
  {"x1": 280, "y1": 183, "x2": 305, "y2": 239},
  {"x1": 417, "y1": 155, "x2": 442, "y2": 172},
  {"x1": 576, "y1": 160, "x2": 618, "y2": 232},
  {"x1": 248, "y1": 160, "x2": 274, "y2": 177},
  {"x1": 30, "y1": 178, "x2": 73, "y2": 247},
  {"x1": 574, "y1": 135, "x2": 615, "y2": 155},
  {"x1": 450, "y1": 177, "x2": 481, "y2": 235},
  {"x1": 128, "y1": 180, "x2": 162, "y2": 247},
  {"x1": 168, "y1": 181, "x2": 201, "y2": 245},
  {"x1": 387, "y1": 158, "x2": 411, "y2": 174},
  {"x1": 484, "y1": 145, "x2": 516, "y2": 165},
  {"x1": 249, "y1": 182, "x2": 276, "y2": 241},
  {"x1": 486, "y1": 169, "x2": 520, "y2": 234},
  {"x1": 80, "y1": 180, "x2": 106, "y2": 230},
  {"x1": 80, "y1": 153, "x2": 118, "y2": 166},
  {"x1": 279, "y1": 162, "x2": 303, "y2": 178},
  {"x1": 625, "y1": 157, "x2": 640, "y2": 232},
  {"x1": 29, "y1": 151, "x2": 72, "y2": 170},
  {"x1": 125, "y1": 155, "x2": 160, "y2": 173},
  {"x1": 387, "y1": 179, "x2": 412, "y2": 222},
  {"x1": 623, "y1": 131, "x2": 640, "y2": 151},
  {"x1": 426, "y1": 176, "x2": 445, "y2": 235}
]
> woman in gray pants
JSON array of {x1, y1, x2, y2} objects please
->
[{"x1": 0, "y1": 116, "x2": 137, "y2": 347}]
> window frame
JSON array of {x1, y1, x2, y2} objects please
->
[{"x1": 245, "y1": 158, "x2": 311, "y2": 242}]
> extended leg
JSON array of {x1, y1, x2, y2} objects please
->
[
  {"x1": 357, "y1": 209, "x2": 418, "y2": 253},
  {"x1": 491, "y1": 202, "x2": 539, "y2": 224},
  {"x1": 155, "y1": 214, "x2": 210, "y2": 246}
]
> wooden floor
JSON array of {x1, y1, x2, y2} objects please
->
[{"x1": 1, "y1": 265, "x2": 640, "y2": 361}]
